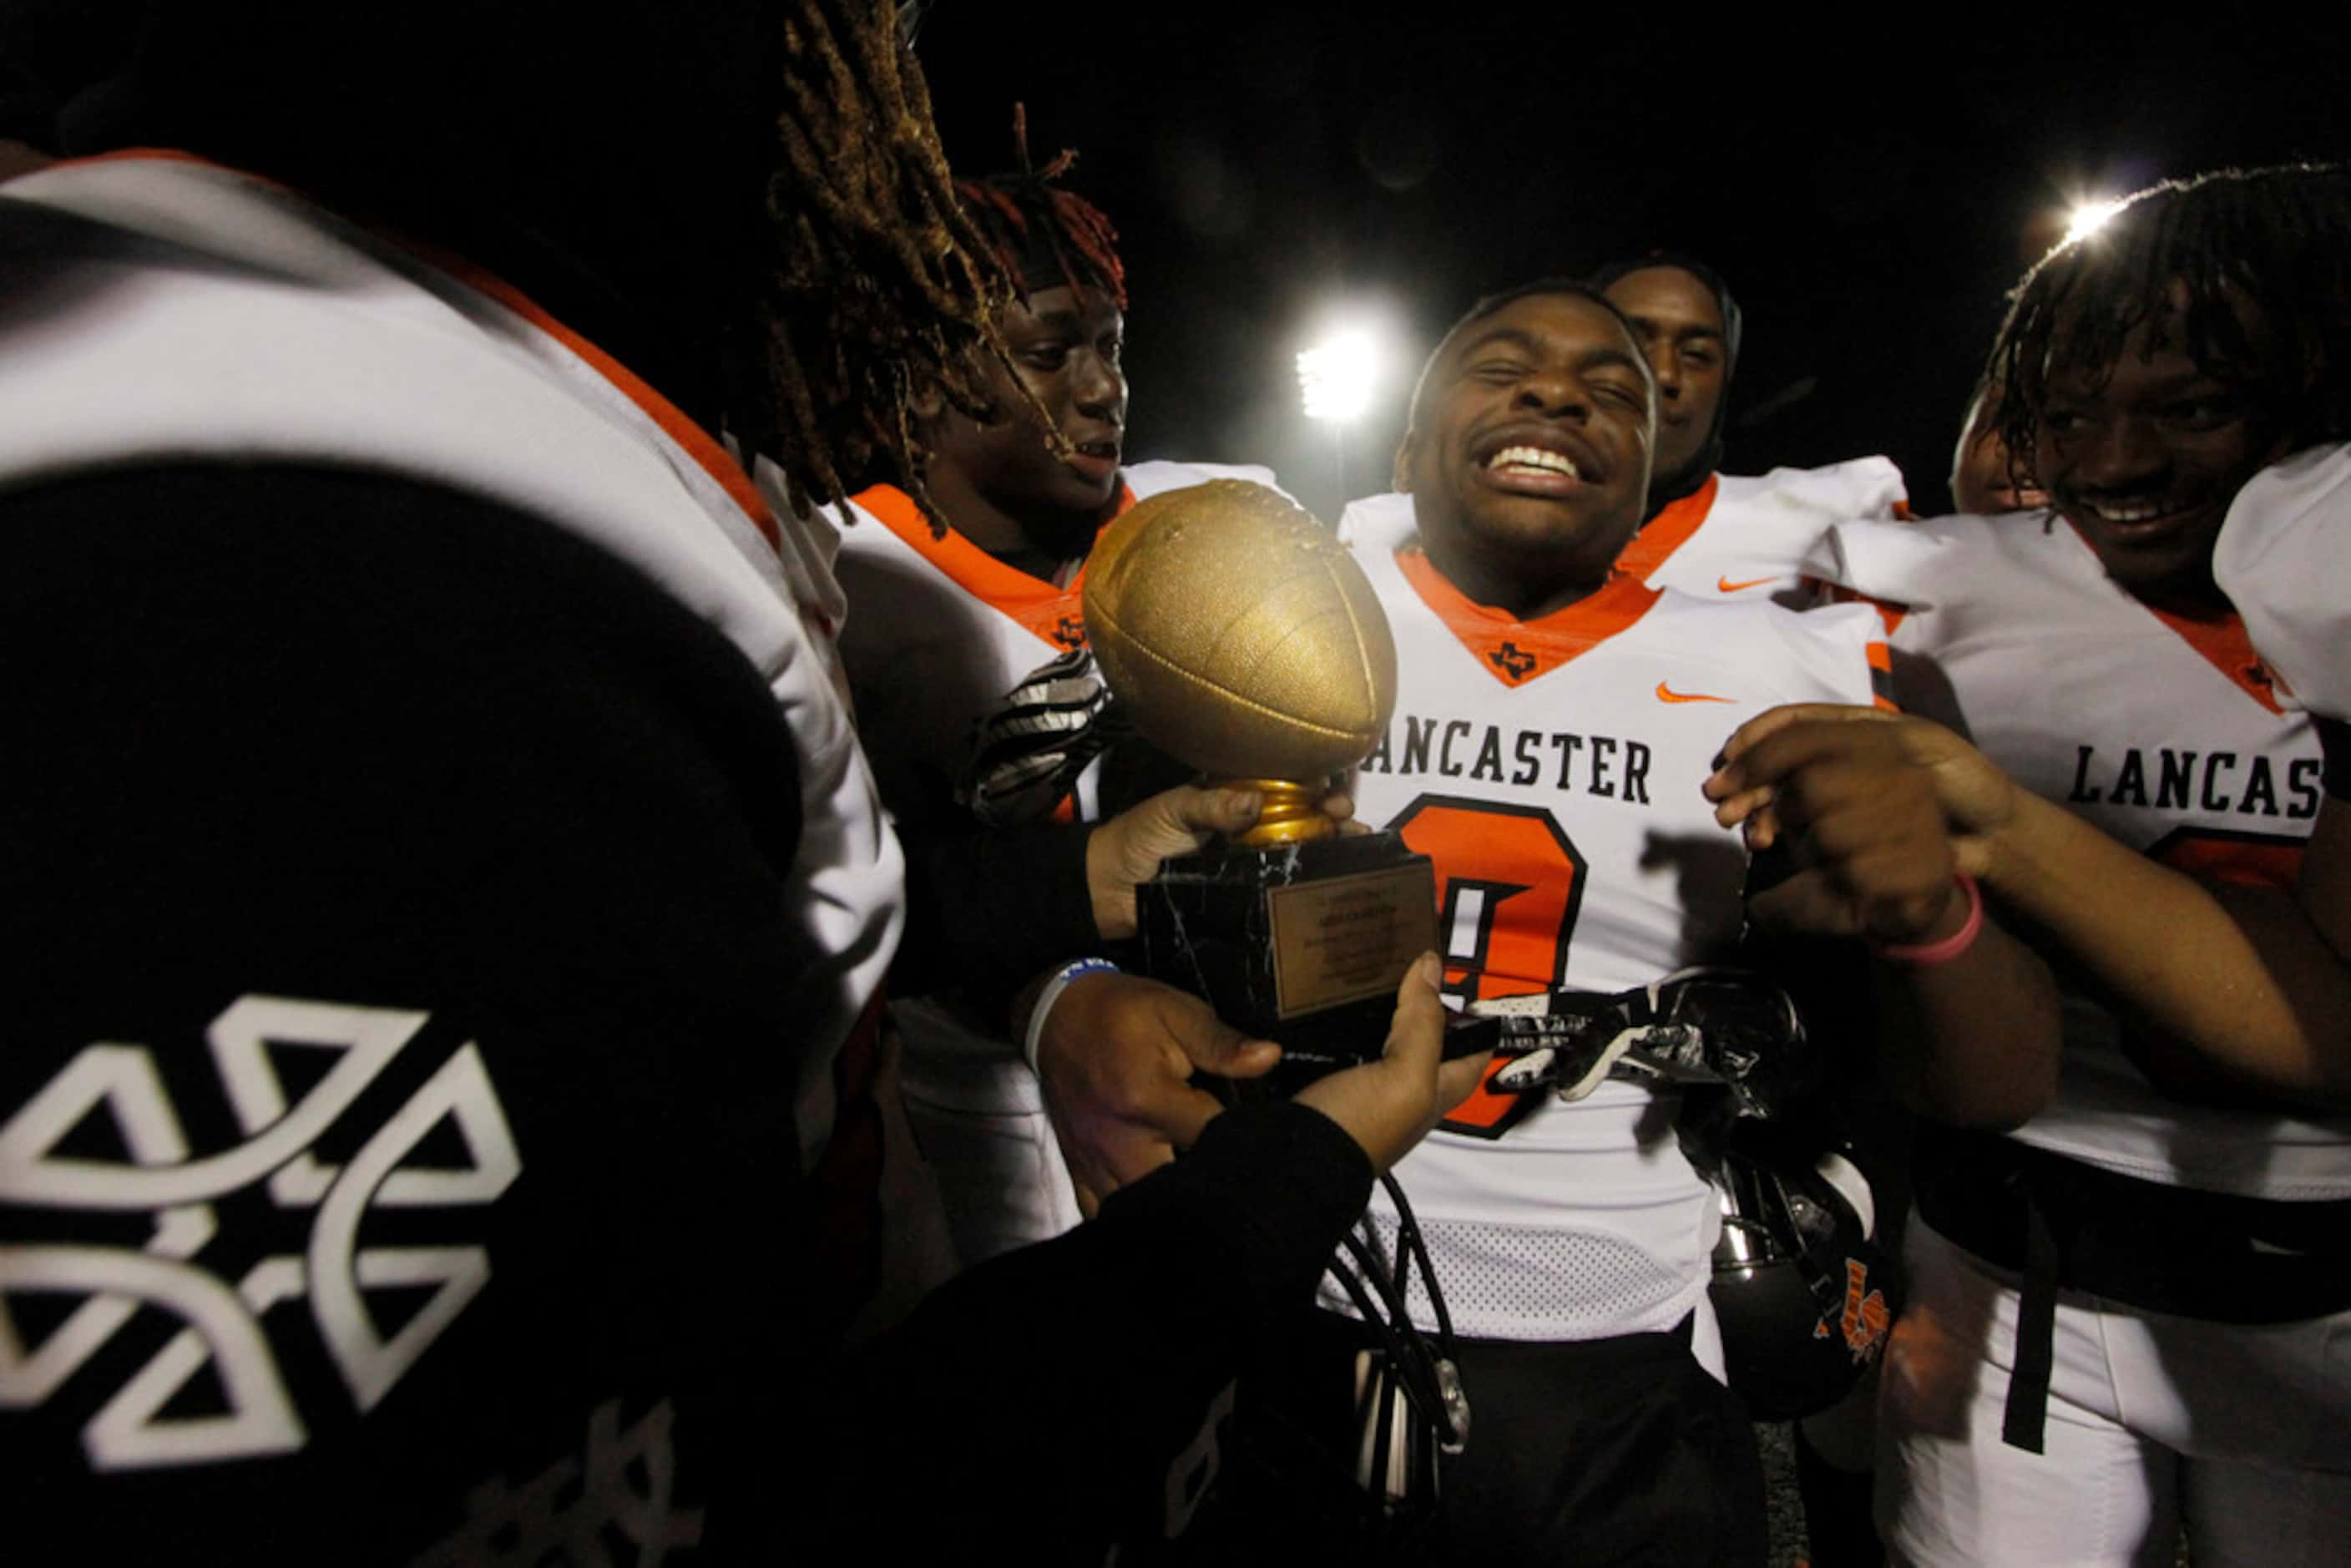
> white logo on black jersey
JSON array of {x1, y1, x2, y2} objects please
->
[{"x1": 0, "y1": 996, "x2": 520, "y2": 1469}]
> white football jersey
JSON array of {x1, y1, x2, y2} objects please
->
[
  {"x1": 832, "y1": 461, "x2": 1279, "y2": 1072},
  {"x1": 832, "y1": 461, "x2": 1284, "y2": 1266},
  {"x1": 1336, "y1": 457, "x2": 1907, "y2": 605},
  {"x1": 1807, "y1": 513, "x2": 2350, "y2": 1200},
  {"x1": 0, "y1": 153, "x2": 901, "y2": 1173},
  {"x1": 832, "y1": 460, "x2": 1277, "y2": 837},
  {"x1": 2214, "y1": 442, "x2": 2351, "y2": 721},
  {"x1": 1338, "y1": 542, "x2": 1884, "y2": 1342}
]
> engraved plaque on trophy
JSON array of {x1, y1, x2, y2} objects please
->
[{"x1": 1082, "y1": 480, "x2": 1440, "y2": 1073}]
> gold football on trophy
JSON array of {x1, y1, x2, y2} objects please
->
[{"x1": 1083, "y1": 480, "x2": 1398, "y2": 786}]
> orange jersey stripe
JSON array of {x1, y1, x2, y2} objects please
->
[
  {"x1": 851, "y1": 482, "x2": 1135, "y2": 652},
  {"x1": 2045, "y1": 519, "x2": 2283, "y2": 715},
  {"x1": 1439, "y1": 1055, "x2": 1542, "y2": 1137},
  {"x1": 2151, "y1": 827, "x2": 2305, "y2": 890},
  {"x1": 1393, "y1": 549, "x2": 1665, "y2": 689},
  {"x1": 412, "y1": 246, "x2": 780, "y2": 553},
  {"x1": 1867, "y1": 639, "x2": 1899, "y2": 711},
  {"x1": 2141, "y1": 602, "x2": 2288, "y2": 716},
  {"x1": 58, "y1": 149, "x2": 783, "y2": 554},
  {"x1": 1611, "y1": 473, "x2": 1721, "y2": 582},
  {"x1": 1818, "y1": 579, "x2": 1909, "y2": 640}
]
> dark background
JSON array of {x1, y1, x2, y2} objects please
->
[
  {"x1": 921, "y1": 8, "x2": 2348, "y2": 521},
  {"x1": 3, "y1": 5, "x2": 2342, "y2": 522}
]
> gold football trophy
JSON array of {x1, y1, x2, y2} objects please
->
[{"x1": 1084, "y1": 480, "x2": 1439, "y2": 1071}]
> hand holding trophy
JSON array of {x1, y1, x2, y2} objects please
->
[{"x1": 1084, "y1": 480, "x2": 1445, "y2": 1077}]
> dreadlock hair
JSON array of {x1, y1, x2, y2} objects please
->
[
  {"x1": 755, "y1": 0, "x2": 1024, "y2": 524},
  {"x1": 1990, "y1": 163, "x2": 2351, "y2": 488},
  {"x1": 955, "y1": 104, "x2": 1128, "y2": 312},
  {"x1": 1400, "y1": 277, "x2": 1652, "y2": 443}
]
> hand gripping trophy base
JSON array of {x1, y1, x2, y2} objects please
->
[
  {"x1": 1084, "y1": 480, "x2": 1441, "y2": 1077},
  {"x1": 1137, "y1": 825, "x2": 1438, "y2": 1078}
]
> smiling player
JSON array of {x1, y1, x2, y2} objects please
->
[
  {"x1": 1780, "y1": 165, "x2": 2351, "y2": 1567},
  {"x1": 828, "y1": 136, "x2": 1290, "y2": 1267},
  {"x1": 1233, "y1": 280, "x2": 2054, "y2": 1563},
  {"x1": 1337, "y1": 253, "x2": 1907, "y2": 607}
]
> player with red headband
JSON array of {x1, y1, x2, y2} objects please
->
[{"x1": 828, "y1": 119, "x2": 1316, "y2": 1267}]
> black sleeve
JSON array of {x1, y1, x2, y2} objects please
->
[
  {"x1": 1, "y1": 463, "x2": 833, "y2": 1565},
  {"x1": 891, "y1": 714, "x2": 1204, "y2": 1002},
  {"x1": 1, "y1": 463, "x2": 1369, "y2": 1565},
  {"x1": 829, "y1": 1100, "x2": 1373, "y2": 1560},
  {"x1": 892, "y1": 813, "x2": 1101, "y2": 999}
]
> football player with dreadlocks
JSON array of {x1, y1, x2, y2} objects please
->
[
  {"x1": 0, "y1": 3, "x2": 1484, "y2": 1560},
  {"x1": 1339, "y1": 252, "x2": 1909, "y2": 607},
  {"x1": 1712, "y1": 163, "x2": 2351, "y2": 1566},
  {"x1": 830, "y1": 119, "x2": 1320, "y2": 1268}
]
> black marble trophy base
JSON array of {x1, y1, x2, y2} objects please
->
[{"x1": 1136, "y1": 831, "x2": 1438, "y2": 1076}]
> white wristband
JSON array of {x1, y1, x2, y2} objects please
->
[{"x1": 1024, "y1": 958, "x2": 1121, "y2": 1073}]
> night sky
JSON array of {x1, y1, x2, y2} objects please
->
[{"x1": 921, "y1": 8, "x2": 2347, "y2": 521}]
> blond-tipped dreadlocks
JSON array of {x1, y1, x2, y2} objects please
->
[{"x1": 753, "y1": 0, "x2": 1021, "y2": 524}]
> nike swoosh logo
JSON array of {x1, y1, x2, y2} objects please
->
[
  {"x1": 1717, "y1": 574, "x2": 1777, "y2": 593},
  {"x1": 1656, "y1": 681, "x2": 1734, "y2": 704}
]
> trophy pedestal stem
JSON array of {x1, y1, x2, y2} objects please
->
[{"x1": 1213, "y1": 777, "x2": 1335, "y2": 847}]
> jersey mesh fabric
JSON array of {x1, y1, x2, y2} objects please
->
[{"x1": 1330, "y1": 1210, "x2": 1704, "y2": 1337}]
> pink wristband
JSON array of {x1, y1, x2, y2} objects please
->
[{"x1": 1873, "y1": 875, "x2": 1984, "y2": 966}]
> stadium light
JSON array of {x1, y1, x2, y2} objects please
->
[
  {"x1": 2064, "y1": 196, "x2": 2127, "y2": 246},
  {"x1": 1297, "y1": 330, "x2": 1382, "y2": 423}
]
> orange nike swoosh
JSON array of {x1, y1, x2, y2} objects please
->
[
  {"x1": 1717, "y1": 574, "x2": 1777, "y2": 593},
  {"x1": 1656, "y1": 681, "x2": 1734, "y2": 704}
]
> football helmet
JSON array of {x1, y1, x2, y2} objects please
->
[{"x1": 1708, "y1": 1121, "x2": 1900, "y2": 1421}]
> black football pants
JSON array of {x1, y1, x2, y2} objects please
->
[{"x1": 1188, "y1": 1305, "x2": 1768, "y2": 1565}]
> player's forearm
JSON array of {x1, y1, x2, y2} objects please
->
[
  {"x1": 1982, "y1": 789, "x2": 2351, "y2": 1110},
  {"x1": 1873, "y1": 917, "x2": 2062, "y2": 1129}
]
